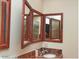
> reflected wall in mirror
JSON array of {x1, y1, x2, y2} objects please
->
[
  {"x1": 32, "y1": 12, "x2": 41, "y2": 42},
  {"x1": 44, "y1": 13, "x2": 63, "y2": 42},
  {"x1": 0, "y1": 0, "x2": 11, "y2": 49}
]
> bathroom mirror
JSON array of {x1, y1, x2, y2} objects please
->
[
  {"x1": 23, "y1": 5, "x2": 30, "y2": 46},
  {"x1": 21, "y1": 0, "x2": 32, "y2": 48},
  {"x1": 44, "y1": 13, "x2": 63, "y2": 42},
  {"x1": 23, "y1": 15, "x2": 30, "y2": 46},
  {"x1": 21, "y1": 0, "x2": 63, "y2": 49},
  {"x1": 21, "y1": 0, "x2": 43, "y2": 48},
  {"x1": 0, "y1": 0, "x2": 11, "y2": 49},
  {"x1": 32, "y1": 12, "x2": 42, "y2": 42}
]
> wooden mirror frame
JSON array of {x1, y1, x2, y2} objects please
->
[
  {"x1": 21, "y1": 0, "x2": 32, "y2": 48},
  {"x1": 21, "y1": 0, "x2": 43, "y2": 48},
  {"x1": 30, "y1": 9, "x2": 43, "y2": 43},
  {"x1": 21, "y1": 0, "x2": 63, "y2": 49},
  {"x1": 43, "y1": 13, "x2": 63, "y2": 43},
  {"x1": 0, "y1": 0, "x2": 11, "y2": 49}
]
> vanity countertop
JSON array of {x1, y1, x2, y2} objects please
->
[{"x1": 18, "y1": 48, "x2": 63, "y2": 58}]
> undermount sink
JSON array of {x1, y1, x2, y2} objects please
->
[{"x1": 43, "y1": 54, "x2": 56, "y2": 58}]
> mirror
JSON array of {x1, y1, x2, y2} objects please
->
[
  {"x1": 23, "y1": 15, "x2": 29, "y2": 45},
  {"x1": 22, "y1": 2, "x2": 31, "y2": 47},
  {"x1": 45, "y1": 14, "x2": 63, "y2": 42},
  {"x1": 32, "y1": 12, "x2": 41, "y2": 42},
  {"x1": 21, "y1": 0, "x2": 43, "y2": 48},
  {"x1": 21, "y1": 0, "x2": 63, "y2": 49},
  {"x1": 0, "y1": 0, "x2": 11, "y2": 49}
]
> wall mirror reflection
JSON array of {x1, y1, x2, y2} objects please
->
[
  {"x1": 44, "y1": 14, "x2": 63, "y2": 42},
  {"x1": 0, "y1": 0, "x2": 11, "y2": 49},
  {"x1": 32, "y1": 12, "x2": 42, "y2": 42}
]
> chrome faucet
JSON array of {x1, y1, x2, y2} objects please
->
[{"x1": 40, "y1": 48, "x2": 48, "y2": 56}]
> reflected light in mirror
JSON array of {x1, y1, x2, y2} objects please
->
[
  {"x1": 46, "y1": 18, "x2": 50, "y2": 24},
  {"x1": 24, "y1": 16, "x2": 27, "y2": 19}
]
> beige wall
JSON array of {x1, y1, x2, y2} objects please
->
[
  {"x1": 0, "y1": 0, "x2": 42, "y2": 57},
  {"x1": 27, "y1": 0, "x2": 43, "y2": 12},
  {"x1": 42, "y1": 0, "x2": 78, "y2": 58}
]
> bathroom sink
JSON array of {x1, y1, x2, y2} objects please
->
[{"x1": 43, "y1": 54, "x2": 56, "y2": 58}]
